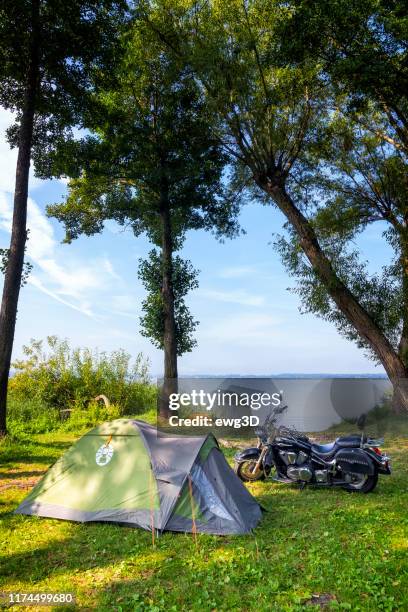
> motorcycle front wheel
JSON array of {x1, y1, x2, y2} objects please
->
[
  {"x1": 234, "y1": 460, "x2": 266, "y2": 482},
  {"x1": 342, "y1": 471, "x2": 378, "y2": 493}
]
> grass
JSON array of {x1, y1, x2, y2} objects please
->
[{"x1": 1, "y1": 415, "x2": 408, "y2": 611}]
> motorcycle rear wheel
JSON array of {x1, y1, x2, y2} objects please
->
[
  {"x1": 342, "y1": 471, "x2": 378, "y2": 493},
  {"x1": 235, "y1": 460, "x2": 266, "y2": 482}
]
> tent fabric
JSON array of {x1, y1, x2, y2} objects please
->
[
  {"x1": 135, "y1": 419, "x2": 216, "y2": 529},
  {"x1": 15, "y1": 419, "x2": 262, "y2": 535},
  {"x1": 166, "y1": 447, "x2": 262, "y2": 535}
]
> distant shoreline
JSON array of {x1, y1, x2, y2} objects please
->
[{"x1": 165, "y1": 373, "x2": 389, "y2": 379}]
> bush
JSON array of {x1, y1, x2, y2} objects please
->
[
  {"x1": 8, "y1": 396, "x2": 60, "y2": 436},
  {"x1": 8, "y1": 337, "x2": 157, "y2": 433},
  {"x1": 61, "y1": 401, "x2": 122, "y2": 432}
]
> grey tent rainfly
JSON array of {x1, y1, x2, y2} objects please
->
[{"x1": 15, "y1": 419, "x2": 262, "y2": 535}]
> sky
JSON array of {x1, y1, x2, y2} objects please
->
[{"x1": 0, "y1": 108, "x2": 393, "y2": 376}]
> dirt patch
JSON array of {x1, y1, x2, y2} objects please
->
[
  {"x1": 304, "y1": 593, "x2": 337, "y2": 608},
  {"x1": 0, "y1": 477, "x2": 41, "y2": 492}
]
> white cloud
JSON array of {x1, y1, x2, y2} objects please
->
[
  {"x1": 37, "y1": 258, "x2": 103, "y2": 299},
  {"x1": 0, "y1": 188, "x2": 120, "y2": 316},
  {"x1": 0, "y1": 110, "x2": 19, "y2": 193},
  {"x1": 102, "y1": 257, "x2": 121, "y2": 281},
  {"x1": 29, "y1": 275, "x2": 94, "y2": 317},
  {"x1": 198, "y1": 288, "x2": 266, "y2": 307},
  {"x1": 0, "y1": 192, "x2": 12, "y2": 233},
  {"x1": 200, "y1": 312, "x2": 282, "y2": 345},
  {"x1": 218, "y1": 265, "x2": 258, "y2": 279},
  {"x1": 0, "y1": 193, "x2": 56, "y2": 259},
  {"x1": 27, "y1": 199, "x2": 56, "y2": 260}
]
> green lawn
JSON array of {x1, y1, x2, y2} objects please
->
[{"x1": 1, "y1": 423, "x2": 408, "y2": 611}]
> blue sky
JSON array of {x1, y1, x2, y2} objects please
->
[{"x1": 0, "y1": 108, "x2": 392, "y2": 376}]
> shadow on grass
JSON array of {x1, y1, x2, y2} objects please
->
[
  {"x1": 0, "y1": 470, "x2": 45, "y2": 480},
  {"x1": 1, "y1": 426, "x2": 407, "y2": 609},
  {"x1": 1, "y1": 481, "x2": 407, "y2": 611},
  {"x1": 0, "y1": 440, "x2": 71, "y2": 467},
  {"x1": 32, "y1": 440, "x2": 74, "y2": 449},
  {"x1": 0, "y1": 521, "x2": 164, "y2": 583},
  {"x1": 0, "y1": 456, "x2": 61, "y2": 467}
]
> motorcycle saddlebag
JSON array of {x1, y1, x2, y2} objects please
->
[{"x1": 335, "y1": 448, "x2": 375, "y2": 475}]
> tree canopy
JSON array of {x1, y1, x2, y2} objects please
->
[
  {"x1": 272, "y1": 0, "x2": 408, "y2": 366},
  {"x1": 0, "y1": 0, "x2": 127, "y2": 164},
  {"x1": 47, "y1": 16, "x2": 238, "y2": 245},
  {"x1": 47, "y1": 13, "x2": 240, "y2": 414},
  {"x1": 0, "y1": 0, "x2": 127, "y2": 435},
  {"x1": 139, "y1": 0, "x2": 408, "y2": 409}
]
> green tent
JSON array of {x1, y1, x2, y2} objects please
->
[{"x1": 15, "y1": 419, "x2": 262, "y2": 535}]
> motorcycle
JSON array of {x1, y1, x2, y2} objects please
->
[{"x1": 234, "y1": 412, "x2": 391, "y2": 493}]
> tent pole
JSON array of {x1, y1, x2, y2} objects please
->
[
  {"x1": 188, "y1": 475, "x2": 197, "y2": 547},
  {"x1": 149, "y1": 469, "x2": 155, "y2": 547}
]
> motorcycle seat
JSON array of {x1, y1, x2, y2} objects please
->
[
  {"x1": 312, "y1": 435, "x2": 364, "y2": 456},
  {"x1": 311, "y1": 442, "x2": 336, "y2": 454},
  {"x1": 335, "y1": 434, "x2": 365, "y2": 447}
]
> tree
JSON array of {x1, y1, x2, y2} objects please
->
[
  {"x1": 47, "y1": 17, "x2": 238, "y2": 416},
  {"x1": 274, "y1": 0, "x2": 408, "y2": 409},
  {"x1": 0, "y1": 0, "x2": 126, "y2": 435},
  {"x1": 138, "y1": 250, "x2": 199, "y2": 356},
  {"x1": 280, "y1": 0, "x2": 408, "y2": 157},
  {"x1": 143, "y1": 0, "x2": 408, "y2": 411}
]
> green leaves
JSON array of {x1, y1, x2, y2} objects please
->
[
  {"x1": 47, "y1": 11, "x2": 242, "y2": 363},
  {"x1": 0, "y1": 248, "x2": 33, "y2": 287},
  {"x1": 138, "y1": 250, "x2": 199, "y2": 356},
  {"x1": 47, "y1": 8, "x2": 241, "y2": 242},
  {"x1": 0, "y1": 0, "x2": 127, "y2": 163}
]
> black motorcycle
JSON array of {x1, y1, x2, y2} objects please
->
[{"x1": 234, "y1": 413, "x2": 391, "y2": 493}]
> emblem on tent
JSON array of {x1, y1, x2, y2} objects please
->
[{"x1": 95, "y1": 441, "x2": 114, "y2": 466}]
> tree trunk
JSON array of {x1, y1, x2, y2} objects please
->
[
  {"x1": 260, "y1": 179, "x2": 408, "y2": 411},
  {"x1": 0, "y1": 0, "x2": 40, "y2": 436},
  {"x1": 391, "y1": 379, "x2": 408, "y2": 414},
  {"x1": 398, "y1": 233, "x2": 408, "y2": 366},
  {"x1": 393, "y1": 234, "x2": 408, "y2": 412},
  {"x1": 159, "y1": 203, "x2": 178, "y2": 419}
]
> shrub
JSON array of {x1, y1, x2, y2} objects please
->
[
  {"x1": 8, "y1": 396, "x2": 60, "y2": 435},
  {"x1": 61, "y1": 401, "x2": 122, "y2": 432},
  {"x1": 8, "y1": 337, "x2": 157, "y2": 431}
]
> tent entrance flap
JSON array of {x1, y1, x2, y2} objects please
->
[
  {"x1": 166, "y1": 447, "x2": 262, "y2": 534},
  {"x1": 134, "y1": 419, "x2": 214, "y2": 529}
]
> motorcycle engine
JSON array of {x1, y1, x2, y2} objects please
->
[
  {"x1": 279, "y1": 450, "x2": 309, "y2": 466},
  {"x1": 279, "y1": 450, "x2": 313, "y2": 481},
  {"x1": 286, "y1": 464, "x2": 313, "y2": 482}
]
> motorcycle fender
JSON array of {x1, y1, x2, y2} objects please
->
[
  {"x1": 377, "y1": 463, "x2": 391, "y2": 475},
  {"x1": 234, "y1": 447, "x2": 261, "y2": 463},
  {"x1": 366, "y1": 449, "x2": 391, "y2": 474},
  {"x1": 335, "y1": 448, "x2": 375, "y2": 475},
  {"x1": 264, "y1": 448, "x2": 275, "y2": 469}
]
